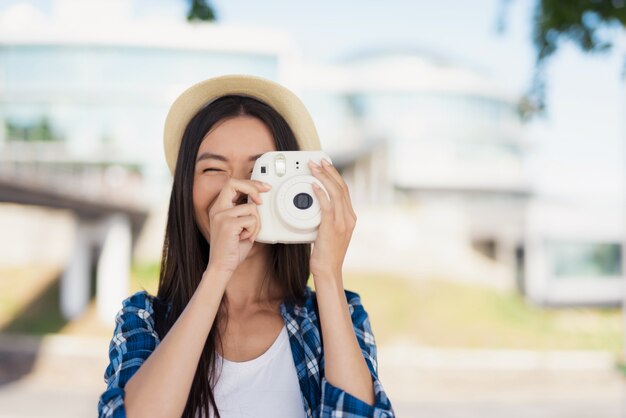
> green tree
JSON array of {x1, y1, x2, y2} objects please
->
[
  {"x1": 5, "y1": 117, "x2": 62, "y2": 142},
  {"x1": 501, "y1": 0, "x2": 626, "y2": 119},
  {"x1": 187, "y1": 0, "x2": 217, "y2": 22}
]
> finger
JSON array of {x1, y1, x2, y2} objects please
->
[
  {"x1": 309, "y1": 160, "x2": 345, "y2": 224},
  {"x1": 227, "y1": 215, "x2": 258, "y2": 240},
  {"x1": 231, "y1": 178, "x2": 271, "y2": 206},
  {"x1": 320, "y1": 158, "x2": 349, "y2": 196},
  {"x1": 243, "y1": 202, "x2": 261, "y2": 243},
  {"x1": 241, "y1": 206, "x2": 261, "y2": 243},
  {"x1": 231, "y1": 204, "x2": 260, "y2": 243},
  {"x1": 251, "y1": 204, "x2": 261, "y2": 243},
  {"x1": 213, "y1": 178, "x2": 271, "y2": 212},
  {"x1": 311, "y1": 181, "x2": 333, "y2": 223},
  {"x1": 220, "y1": 202, "x2": 259, "y2": 219},
  {"x1": 320, "y1": 158, "x2": 357, "y2": 219},
  {"x1": 308, "y1": 160, "x2": 343, "y2": 202},
  {"x1": 241, "y1": 224, "x2": 259, "y2": 242}
]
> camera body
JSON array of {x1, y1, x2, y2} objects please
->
[{"x1": 249, "y1": 151, "x2": 331, "y2": 244}]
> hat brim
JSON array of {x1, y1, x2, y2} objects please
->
[{"x1": 163, "y1": 74, "x2": 321, "y2": 176}]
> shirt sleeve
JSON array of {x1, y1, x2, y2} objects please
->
[
  {"x1": 319, "y1": 290, "x2": 396, "y2": 418},
  {"x1": 97, "y1": 290, "x2": 161, "y2": 418}
]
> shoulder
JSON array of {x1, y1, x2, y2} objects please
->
[
  {"x1": 117, "y1": 290, "x2": 158, "y2": 317},
  {"x1": 104, "y1": 292, "x2": 162, "y2": 388},
  {"x1": 113, "y1": 290, "x2": 168, "y2": 333},
  {"x1": 118, "y1": 290, "x2": 172, "y2": 313},
  {"x1": 122, "y1": 289, "x2": 155, "y2": 307}
]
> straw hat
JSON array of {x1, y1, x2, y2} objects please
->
[{"x1": 163, "y1": 74, "x2": 321, "y2": 176}]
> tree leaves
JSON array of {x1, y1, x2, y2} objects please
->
[{"x1": 501, "y1": 0, "x2": 626, "y2": 119}]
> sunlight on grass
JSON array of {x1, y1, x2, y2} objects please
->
[
  {"x1": 2, "y1": 263, "x2": 622, "y2": 354},
  {"x1": 0, "y1": 265, "x2": 66, "y2": 334},
  {"x1": 343, "y1": 272, "x2": 622, "y2": 354},
  {"x1": 131, "y1": 262, "x2": 160, "y2": 295},
  {"x1": 131, "y1": 262, "x2": 623, "y2": 354}
]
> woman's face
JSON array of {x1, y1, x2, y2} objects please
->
[{"x1": 193, "y1": 115, "x2": 277, "y2": 243}]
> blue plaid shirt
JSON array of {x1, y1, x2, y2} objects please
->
[{"x1": 98, "y1": 285, "x2": 396, "y2": 417}]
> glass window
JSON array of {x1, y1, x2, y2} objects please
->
[
  {"x1": 0, "y1": 45, "x2": 278, "y2": 97},
  {"x1": 547, "y1": 241, "x2": 622, "y2": 278}
]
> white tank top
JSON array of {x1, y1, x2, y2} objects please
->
[{"x1": 207, "y1": 323, "x2": 307, "y2": 418}]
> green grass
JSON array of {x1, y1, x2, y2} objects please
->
[
  {"x1": 2, "y1": 277, "x2": 67, "y2": 335},
  {"x1": 132, "y1": 262, "x2": 623, "y2": 354},
  {"x1": 343, "y1": 273, "x2": 622, "y2": 354},
  {"x1": 131, "y1": 262, "x2": 160, "y2": 294},
  {"x1": 3, "y1": 262, "x2": 622, "y2": 356}
]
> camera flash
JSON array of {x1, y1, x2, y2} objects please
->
[{"x1": 274, "y1": 154, "x2": 286, "y2": 177}]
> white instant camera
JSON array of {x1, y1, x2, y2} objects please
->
[{"x1": 249, "y1": 151, "x2": 332, "y2": 244}]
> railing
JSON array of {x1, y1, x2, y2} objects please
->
[{"x1": 0, "y1": 141, "x2": 147, "y2": 208}]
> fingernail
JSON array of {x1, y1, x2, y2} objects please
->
[
  {"x1": 321, "y1": 159, "x2": 331, "y2": 167},
  {"x1": 312, "y1": 182, "x2": 320, "y2": 189},
  {"x1": 262, "y1": 182, "x2": 272, "y2": 188},
  {"x1": 309, "y1": 161, "x2": 320, "y2": 171}
]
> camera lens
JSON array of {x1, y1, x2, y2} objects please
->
[{"x1": 293, "y1": 192, "x2": 313, "y2": 210}]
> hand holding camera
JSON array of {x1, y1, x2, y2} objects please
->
[
  {"x1": 249, "y1": 151, "x2": 332, "y2": 244},
  {"x1": 206, "y1": 178, "x2": 271, "y2": 277}
]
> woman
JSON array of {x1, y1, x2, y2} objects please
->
[{"x1": 97, "y1": 75, "x2": 395, "y2": 418}]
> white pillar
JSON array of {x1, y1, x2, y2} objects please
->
[
  {"x1": 61, "y1": 220, "x2": 91, "y2": 320},
  {"x1": 96, "y1": 214, "x2": 131, "y2": 325}
]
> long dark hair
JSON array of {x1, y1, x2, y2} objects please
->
[{"x1": 155, "y1": 95, "x2": 311, "y2": 418}]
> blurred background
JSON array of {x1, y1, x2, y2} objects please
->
[{"x1": 0, "y1": 0, "x2": 625, "y2": 416}]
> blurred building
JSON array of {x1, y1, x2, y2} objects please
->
[
  {"x1": 300, "y1": 49, "x2": 623, "y2": 306},
  {"x1": 0, "y1": 1, "x2": 621, "y2": 324},
  {"x1": 300, "y1": 48, "x2": 531, "y2": 293},
  {"x1": 0, "y1": 1, "x2": 301, "y2": 323},
  {"x1": 524, "y1": 200, "x2": 623, "y2": 306}
]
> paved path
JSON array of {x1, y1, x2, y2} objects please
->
[
  {"x1": 0, "y1": 334, "x2": 624, "y2": 417},
  {"x1": 382, "y1": 368, "x2": 626, "y2": 417},
  {"x1": 1, "y1": 368, "x2": 623, "y2": 418}
]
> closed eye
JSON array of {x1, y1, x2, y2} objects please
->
[{"x1": 202, "y1": 168, "x2": 254, "y2": 173}]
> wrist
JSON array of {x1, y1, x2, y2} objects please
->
[
  {"x1": 312, "y1": 270, "x2": 343, "y2": 286},
  {"x1": 202, "y1": 265, "x2": 231, "y2": 288}
]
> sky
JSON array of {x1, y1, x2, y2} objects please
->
[
  {"x1": 203, "y1": 0, "x2": 626, "y2": 205},
  {"x1": 3, "y1": 0, "x2": 626, "y2": 205}
]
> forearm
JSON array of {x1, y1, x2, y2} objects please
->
[
  {"x1": 124, "y1": 268, "x2": 229, "y2": 418},
  {"x1": 314, "y1": 275, "x2": 375, "y2": 406}
]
